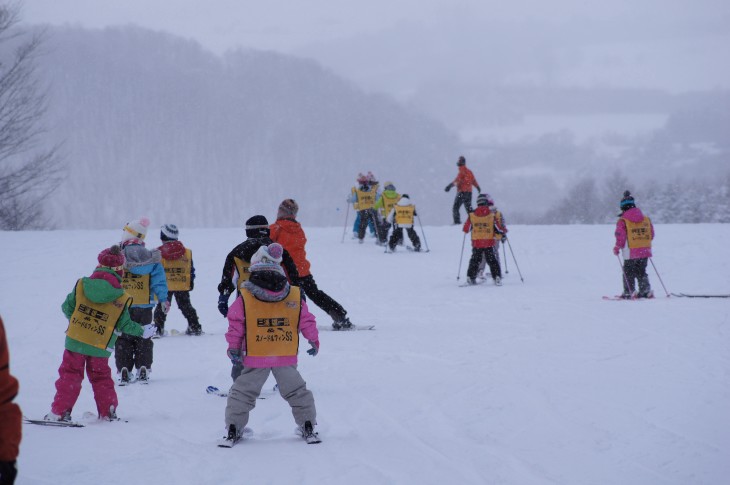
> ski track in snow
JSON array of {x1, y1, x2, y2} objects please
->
[{"x1": 2, "y1": 224, "x2": 730, "y2": 485}]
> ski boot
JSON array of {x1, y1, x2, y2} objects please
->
[
  {"x1": 44, "y1": 410, "x2": 72, "y2": 422},
  {"x1": 118, "y1": 367, "x2": 132, "y2": 386},
  {"x1": 137, "y1": 366, "x2": 149, "y2": 384}
]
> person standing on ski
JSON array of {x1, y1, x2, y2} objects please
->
[
  {"x1": 0, "y1": 315, "x2": 21, "y2": 485},
  {"x1": 445, "y1": 156, "x2": 481, "y2": 225},
  {"x1": 385, "y1": 194, "x2": 421, "y2": 252},
  {"x1": 375, "y1": 181, "x2": 401, "y2": 245},
  {"x1": 222, "y1": 243, "x2": 320, "y2": 444},
  {"x1": 153, "y1": 224, "x2": 202, "y2": 336},
  {"x1": 217, "y1": 215, "x2": 299, "y2": 380},
  {"x1": 477, "y1": 194, "x2": 507, "y2": 279},
  {"x1": 45, "y1": 246, "x2": 156, "y2": 423},
  {"x1": 463, "y1": 194, "x2": 505, "y2": 285},
  {"x1": 348, "y1": 172, "x2": 381, "y2": 244},
  {"x1": 270, "y1": 199, "x2": 354, "y2": 330},
  {"x1": 116, "y1": 217, "x2": 168, "y2": 384},
  {"x1": 613, "y1": 191, "x2": 654, "y2": 299}
]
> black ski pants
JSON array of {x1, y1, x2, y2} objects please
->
[
  {"x1": 115, "y1": 307, "x2": 153, "y2": 372},
  {"x1": 295, "y1": 274, "x2": 347, "y2": 323},
  {"x1": 357, "y1": 209, "x2": 382, "y2": 242},
  {"x1": 452, "y1": 192, "x2": 473, "y2": 224},
  {"x1": 467, "y1": 247, "x2": 501, "y2": 280},
  {"x1": 388, "y1": 226, "x2": 421, "y2": 251},
  {"x1": 622, "y1": 258, "x2": 651, "y2": 297},
  {"x1": 154, "y1": 291, "x2": 201, "y2": 332}
]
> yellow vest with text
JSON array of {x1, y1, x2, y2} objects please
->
[
  {"x1": 233, "y1": 256, "x2": 252, "y2": 294},
  {"x1": 355, "y1": 187, "x2": 377, "y2": 210},
  {"x1": 121, "y1": 272, "x2": 150, "y2": 305},
  {"x1": 381, "y1": 193, "x2": 401, "y2": 217},
  {"x1": 394, "y1": 205, "x2": 415, "y2": 226},
  {"x1": 469, "y1": 212, "x2": 495, "y2": 241},
  {"x1": 623, "y1": 216, "x2": 652, "y2": 249},
  {"x1": 66, "y1": 280, "x2": 130, "y2": 350},
  {"x1": 162, "y1": 248, "x2": 193, "y2": 292},
  {"x1": 243, "y1": 286, "x2": 301, "y2": 357}
]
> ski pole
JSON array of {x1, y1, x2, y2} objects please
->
[
  {"x1": 457, "y1": 231, "x2": 467, "y2": 281},
  {"x1": 416, "y1": 214, "x2": 430, "y2": 252},
  {"x1": 340, "y1": 203, "x2": 350, "y2": 243},
  {"x1": 502, "y1": 239, "x2": 508, "y2": 274},
  {"x1": 649, "y1": 258, "x2": 670, "y2": 297},
  {"x1": 616, "y1": 254, "x2": 631, "y2": 295},
  {"x1": 505, "y1": 238, "x2": 524, "y2": 282}
]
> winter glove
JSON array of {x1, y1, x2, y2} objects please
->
[
  {"x1": 613, "y1": 246, "x2": 620, "y2": 256},
  {"x1": 476, "y1": 186, "x2": 481, "y2": 193},
  {"x1": 227, "y1": 348, "x2": 242, "y2": 365},
  {"x1": 218, "y1": 294, "x2": 229, "y2": 317},
  {"x1": 161, "y1": 300, "x2": 171, "y2": 314},
  {"x1": 307, "y1": 340, "x2": 319, "y2": 357},
  {"x1": 444, "y1": 183, "x2": 453, "y2": 192},
  {"x1": 142, "y1": 323, "x2": 157, "y2": 339},
  {"x1": 501, "y1": 235, "x2": 507, "y2": 242},
  {"x1": 0, "y1": 461, "x2": 17, "y2": 484}
]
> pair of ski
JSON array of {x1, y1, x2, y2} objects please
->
[
  {"x1": 670, "y1": 293, "x2": 730, "y2": 298},
  {"x1": 217, "y1": 425, "x2": 321, "y2": 447},
  {"x1": 384, "y1": 246, "x2": 429, "y2": 254}
]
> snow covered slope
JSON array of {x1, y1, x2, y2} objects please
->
[{"x1": 2, "y1": 223, "x2": 728, "y2": 484}]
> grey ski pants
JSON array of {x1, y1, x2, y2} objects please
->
[{"x1": 225, "y1": 365, "x2": 316, "y2": 429}]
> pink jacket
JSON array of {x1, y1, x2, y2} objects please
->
[
  {"x1": 225, "y1": 292, "x2": 319, "y2": 368},
  {"x1": 614, "y1": 207, "x2": 654, "y2": 259}
]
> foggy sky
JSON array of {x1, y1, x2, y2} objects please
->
[{"x1": 24, "y1": 0, "x2": 730, "y2": 94}]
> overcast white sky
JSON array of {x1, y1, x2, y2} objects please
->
[{"x1": 22, "y1": 0, "x2": 730, "y2": 95}]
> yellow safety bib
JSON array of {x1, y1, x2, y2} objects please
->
[
  {"x1": 243, "y1": 287, "x2": 301, "y2": 357},
  {"x1": 162, "y1": 248, "x2": 193, "y2": 292},
  {"x1": 469, "y1": 213, "x2": 495, "y2": 241},
  {"x1": 66, "y1": 280, "x2": 130, "y2": 350},
  {"x1": 121, "y1": 272, "x2": 150, "y2": 305},
  {"x1": 233, "y1": 256, "x2": 252, "y2": 293},
  {"x1": 394, "y1": 205, "x2": 415, "y2": 225},
  {"x1": 624, "y1": 216, "x2": 652, "y2": 249},
  {"x1": 355, "y1": 188, "x2": 376, "y2": 210},
  {"x1": 381, "y1": 194, "x2": 401, "y2": 217}
]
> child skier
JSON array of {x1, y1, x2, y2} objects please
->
[
  {"x1": 375, "y1": 181, "x2": 401, "y2": 244},
  {"x1": 221, "y1": 244, "x2": 320, "y2": 445},
  {"x1": 116, "y1": 217, "x2": 168, "y2": 384},
  {"x1": 445, "y1": 156, "x2": 481, "y2": 225},
  {"x1": 217, "y1": 214, "x2": 300, "y2": 381},
  {"x1": 385, "y1": 194, "x2": 421, "y2": 252},
  {"x1": 154, "y1": 224, "x2": 202, "y2": 336},
  {"x1": 45, "y1": 246, "x2": 156, "y2": 423},
  {"x1": 348, "y1": 172, "x2": 381, "y2": 244},
  {"x1": 477, "y1": 194, "x2": 507, "y2": 280},
  {"x1": 463, "y1": 194, "x2": 506, "y2": 285},
  {"x1": 270, "y1": 199, "x2": 354, "y2": 329},
  {"x1": 613, "y1": 191, "x2": 654, "y2": 298}
]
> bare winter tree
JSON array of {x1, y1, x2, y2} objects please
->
[{"x1": 0, "y1": 2, "x2": 62, "y2": 230}]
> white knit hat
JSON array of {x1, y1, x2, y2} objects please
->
[
  {"x1": 249, "y1": 244, "x2": 285, "y2": 275},
  {"x1": 160, "y1": 223, "x2": 179, "y2": 241},
  {"x1": 121, "y1": 217, "x2": 150, "y2": 244}
]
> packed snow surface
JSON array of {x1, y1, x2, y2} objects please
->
[{"x1": 2, "y1": 224, "x2": 729, "y2": 484}]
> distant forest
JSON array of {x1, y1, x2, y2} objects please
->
[{"x1": 22, "y1": 25, "x2": 730, "y2": 228}]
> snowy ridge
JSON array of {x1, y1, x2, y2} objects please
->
[{"x1": 3, "y1": 224, "x2": 729, "y2": 484}]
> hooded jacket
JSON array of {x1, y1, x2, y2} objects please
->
[
  {"x1": 614, "y1": 207, "x2": 654, "y2": 259},
  {"x1": 121, "y1": 243, "x2": 168, "y2": 307},
  {"x1": 61, "y1": 267, "x2": 144, "y2": 357},
  {"x1": 269, "y1": 218, "x2": 312, "y2": 278}
]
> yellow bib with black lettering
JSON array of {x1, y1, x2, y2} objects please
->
[
  {"x1": 469, "y1": 212, "x2": 495, "y2": 240},
  {"x1": 381, "y1": 194, "x2": 401, "y2": 217},
  {"x1": 162, "y1": 248, "x2": 192, "y2": 291},
  {"x1": 243, "y1": 287, "x2": 301, "y2": 357},
  {"x1": 233, "y1": 256, "x2": 252, "y2": 293},
  {"x1": 121, "y1": 272, "x2": 150, "y2": 305},
  {"x1": 66, "y1": 280, "x2": 130, "y2": 350},
  {"x1": 624, "y1": 216, "x2": 652, "y2": 249},
  {"x1": 356, "y1": 188, "x2": 376, "y2": 210},
  {"x1": 395, "y1": 205, "x2": 415, "y2": 225}
]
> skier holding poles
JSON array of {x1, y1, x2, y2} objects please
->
[
  {"x1": 613, "y1": 191, "x2": 654, "y2": 299},
  {"x1": 385, "y1": 194, "x2": 421, "y2": 253},
  {"x1": 462, "y1": 194, "x2": 506, "y2": 285}
]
